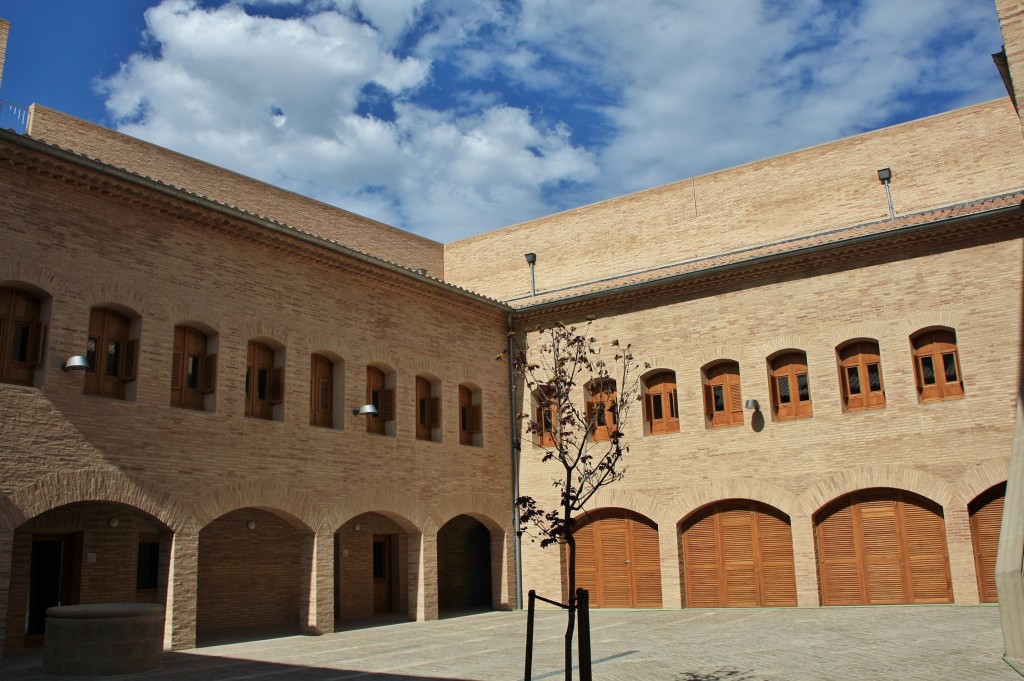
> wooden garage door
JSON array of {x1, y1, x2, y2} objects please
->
[
  {"x1": 571, "y1": 509, "x2": 662, "y2": 608},
  {"x1": 681, "y1": 500, "x2": 797, "y2": 607},
  {"x1": 815, "y1": 489, "x2": 952, "y2": 605},
  {"x1": 969, "y1": 483, "x2": 1005, "y2": 603}
]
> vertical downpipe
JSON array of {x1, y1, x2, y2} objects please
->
[{"x1": 508, "y1": 312, "x2": 523, "y2": 609}]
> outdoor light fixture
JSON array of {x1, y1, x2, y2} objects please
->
[
  {"x1": 524, "y1": 252, "x2": 537, "y2": 296},
  {"x1": 246, "y1": 520, "x2": 256, "y2": 530},
  {"x1": 107, "y1": 517, "x2": 120, "y2": 529},
  {"x1": 877, "y1": 167, "x2": 895, "y2": 220},
  {"x1": 352, "y1": 404, "x2": 378, "y2": 417},
  {"x1": 353, "y1": 523, "x2": 362, "y2": 532},
  {"x1": 414, "y1": 268, "x2": 428, "y2": 275},
  {"x1": 61, "y1": 355, "x2": 90, "y2": 372},
  {"x1": 744, "y1": 399, "x2": 760, "y2": 411}
]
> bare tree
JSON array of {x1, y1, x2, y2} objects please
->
[{"x1": 504, "y1": 318, "x2": 644, "y2": 680}]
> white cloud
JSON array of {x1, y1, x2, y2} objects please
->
[{"x1": 98, "y1": 0, "x2": 1006, "y2": 242}]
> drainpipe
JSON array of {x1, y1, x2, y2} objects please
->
[{"x1": 507, "y1": 312, "x2": 524, "y2": 609}]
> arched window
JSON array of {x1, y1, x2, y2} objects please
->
[
  {"x1": 769, "y1": 351, "x2": 811, "y2": 420},
  {"x1": 310, "y1": 353, "x2": 334, "y2": 427},
  {"x1": 643, "y1": 371, "x2": 679, "y2": 435},
  {"x1": 0, "y1": 286, "x2": 43, "y2": 386},
  {"x1": 837, "y1": 340, "x2": 885, "y2": 412},
  {"x1": 85, "y1": 307, "x2": 138, "y2": 399},
  {"x1": 586, "y1": 378, "x2": 617, "y2": 442},
  {"x1": 703, "y1": 361, "x2": 743, "y2": 428},
  {"x1": 171, "y1": 325, "x2": 216, "y2": 410},
  {"x1": 911, "y1": 329, "x2": 963, "y2": 402},
  {"x1": 366, "y1": 365, "x2": 395, "y2": 435},
  {"x1": 415, "y1": 375, "x2": 441, "y2": 441}
]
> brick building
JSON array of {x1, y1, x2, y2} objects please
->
[{"x1": 2, "y1": 1, "x2": 1024, "y2": 663}]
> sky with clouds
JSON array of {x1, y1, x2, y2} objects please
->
[{"x1": 0, "y1": 0, "x2": 1009, "y2": 242}]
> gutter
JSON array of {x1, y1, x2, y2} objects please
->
[{"x1": 507, "y1": 312, "x2": 523, "y2": 610}]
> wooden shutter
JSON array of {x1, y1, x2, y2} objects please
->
[
  {"x1": 269, "y1": 367, "x2": 284, "y2": 405},
  {"x1": 200, "y1": 354, "x2": 217, "y2": 394},
  {"x1": 757, "y1": 507, "x2": 798, "y2": 606},
  {"x1": 171, "y1": 352, "x2": 183, "y2": 391},
  {"x1": 902, "y1": 494, "x2": 953, "y2": 603},
  {"x1": 630, "y1": 516, "x2": 663, "y2": 608},
  {"x1": 858, "y1": 492, "x2": 904, "y2": 604},
  {"x1": 122, "y1": 338, "x2": 139, "y2": 381},
  {"x1": 428, "y1": 397, "x2": 440, "y2": 428},
  {"x1": 682, "y1": 507, "x2": 722, "y2": 607},
  {"x1": 597, "y1": 515, "x2": 631, "y2": 607},
  {"x1": 647, "y1": 372, "x2": 679, "y2": 434},
  {"x1": 469, "y1": 405, "x2": 481, "y2": 434},
  {"x1": 572, "y1": 510, "x2": 662, "y2": 609},
  {"x1": 381, "y1": 388, "x2": 395, "y2": 421},
  {"x1": 28, "y1": 321, "x2": 44, "y2": 366},
  {"x1": 970, "y1": 484, "x2": 1005, "y2": 603},
  {"x1": 816, "y1": 498, "x2": 863, "y2": 605},
  {"x1": 721, "y1": 503, "x2": 758, "y2": 606},
  {"x1": 727, "y1": 371, "x2": 742, "y2": 425},
  {"x1": 702, "y1": 383, "x2": 715, "y2": 423}
]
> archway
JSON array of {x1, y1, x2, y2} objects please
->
[
  {"x1": 196, "y1": 507, "x2": 310, "y2": 644},
  {"x1": 679, "y1": 499, "x2": 797, "y2": 607},
  {"x1": 969, "y1": 482, "x2": 1006, "y2": 603},
  {"x1": 5, "y1": 501, "x2": 172, "y2": 653},
  {"x1": 571, "y1": 508, "x2": 661, "y2": 608},
  {"x1": 814, "y1": 488, "x2": 952, "y2": 605},
  {"x1": 437, "y1": 515, "x2": 493, "y2": 614},
  {"x1": 335, "y1": 512, "x2": 413, "y2": 622}
]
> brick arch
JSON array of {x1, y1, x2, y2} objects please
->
[
  {"x1": 640, "y1": 355, "x2": 686, "y2": 378},
  {"x1": 953, "y1": 458, "x2": 1010, "y2": 508},
  {"x1": 0, "y1": 263, "x2": 65, "y2": 301},
  {"x1": 192, "y1": 480, "x2": 325, "y2": 532},
  {"x1": 2, "y1": 468, "x2": 191, "y2": 532},
  {"x1": 429, "y1": 492, "x2": 510, "y2": 536},
  {"x1": 825, "y1": 323, "x2": 887, "y2": 350},
  {"x1": 327, "y1": 488, "x2": 427, "y2": 534},
  {"x1": 756, "y1": 335, "x2": 816, "y2": 361},
  {"x1": 242, "y1": 319, "x2": 292, "y2": 347},
  {"x1": 800, "y1": 465, "x2": 954, "y2": 516},
  {"x1": 367, "y1": 351, "x2": 403, "y2": 373},
  {"x1": 304, "y1": 330, "x2": 348, "y2": 360},
  {"x1": 576, "y1": 487, "x2": 668, "y2": 528},
  {"x1": 167, "y1": 303, "x2": 227, "y2": 337},
  {"x1": 692, "y1": 345, "x2": 745, "y2": 370},
  {"x1": 666, "y1": 478, "x2": 802, "y2": 526},
  {"x1": 900, "y1": 311, "x2": 961, "y2": 338},
  {"x1": 88, "y1": 283, "x2": 155, "y2": 319}
]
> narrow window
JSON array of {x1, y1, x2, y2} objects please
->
[
  {"x1": 415, "y1": 375, "x2": 440, "y2": 441},
  {"x1": 586, "y1": 379, "x2": 617, "y2": 442},
  {"x1": 0, "y1": 287, "x2": 44, "y2": 386},
  {"x1": 837, "y1": 340, "x2": 885, "y2": 412},
  {"x1": 84, "y1": 307, "x2": 137, "y2": 399},
  {"x1": 310, "y1": 353, "x2": 334, "y2": 428},
  {"x1": 703, "y1": 361, "x2": 743, "y2": 428},
  {"x1": 644, "y1": 371, "x2": 679, "y2": 435},
  {"x1": 534, "y1": 384, "x2": 557, "y2": 447},
  {"x1": 769, "y1": 351, "x2": 812, "y2": 420},
  {"x1": 171, "y1": 325, "x2": 215, "y2": 410},
  {"x1": 246, "y1": 340, "x2": 280, "y2": 419},
  {"x1": 911, "y1": 329, "x2": 964, "y2": 402},
  {"x1": 366, "y1": 366, "x2": 394, "y2": 435}
]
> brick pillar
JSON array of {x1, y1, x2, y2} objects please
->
[
  {"x1": 300, "y1": 529, "x2": 334, "y2": 634},
  {"x1": 0, "y1": 523, "x2": 12, "y2": 664},
  {"x1": 945, "y1": 505, "x2": 979, "y2": 605},
  {"x1": 658, "y1": 524, "x2": 681, "y2": 608},
  {"x1": 998, "y1": 397, "x2": 1024, "y2": 664},
  {"x1": 790, "y1": 514, "x2": 819, "y2": 607},
  {"x1": 164, "y1": 530, "x2": 198, "y2": 651},
  {"x1": 410, "y1": 532, "x2": 438, "y2": 621}
]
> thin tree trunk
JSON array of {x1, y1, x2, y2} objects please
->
[{"x1": 564, "y1": 504, "x2": 576, "y2": 680}]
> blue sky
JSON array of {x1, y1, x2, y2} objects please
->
[{"x1": 0, "y1": 0, "x2": 1009, "y2": 242}]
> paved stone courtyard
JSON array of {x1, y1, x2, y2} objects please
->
[{"x1": 3, "y1": 605, "x2": 1020, "y2": 680}]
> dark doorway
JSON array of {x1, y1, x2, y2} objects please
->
[
  {"x1": 372, "y1": 534, "x2": 395, "y2": 614},
  {"x1": 438, "y1": 515, "x2": 493, "y2": 613},
  {"x1": 26, "y1": 533, "x2": 81, "y2": 646}
]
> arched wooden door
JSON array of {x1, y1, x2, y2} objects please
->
[
  {"x1": 815, "y1": 489, "x2": 952, "y2": 605},
  {"x1": 969, "y1": 483, "x2": 1005, "y2": 603},
  {"x1": 571, "y1": 509, "x2": 662, "y2": 608},
  {"x1": 680, "y1": 499, "x2": 797, "y2": 607}
]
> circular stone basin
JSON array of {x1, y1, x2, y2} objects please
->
[{"x1": 43, "y1": 603, "x2": 164, "y2": 676}]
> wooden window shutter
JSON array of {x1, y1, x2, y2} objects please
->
[
  {"x1": 381, "y1": 388, "x2": 395, "y2": 421},
  {"x1": 171, "y1": 352, "x2": 183, "y2": 390},
  {"x1": 200, "y1": 354, "x2": 217, "y2": 393},
  {"x1": 429, "y1": 396, "x2": 440, "y2": 428},
  {"x1": 28, "y1": 321, "x2": 44, "y2": 366},
  {"x1": 122, "y1": 339, "x2": 139, "y2": 381},
  {"x1": 727, "y1": 372, "x2": 742, "y2": 424},
  {"x1": 469, "y1": 404, "x2": 482, "y2": 433},
  {"x1": 269, "y1": 366, "x2": 284, "y2": 405},
  {"x1": 644, "y1": 393, "x2": 654, "y2": 424},
  {"x1": 702, "y1": 383, "x2": 715, "y2": 423},
  {"x1": 318, "y1": 378, "x2": 331, "y2": 413}
]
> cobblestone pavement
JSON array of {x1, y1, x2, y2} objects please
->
[{"x1": 3, "y1": 605, "x2": 1020, "y2": 680}]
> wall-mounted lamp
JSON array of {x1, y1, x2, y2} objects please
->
[
  {"x1": 107, "y1": 517, "x2": 120, "y2": 529},
  {"x1": 62, "y1": 355, "x2": 90, "y2": 372},
  {"x1": 353, "y1": 523, "x2": 362, "y2": 532},
  {"x1": 414, "y1": 268, "x2": 428, "y2": 276},
  {"x1": 524, "y1": 252, "x2": 537, "y2": 297},
  {"x1": 877, "y1": 167, "x2": 894, "y2": 220},
  {"x1": 744, "y1": 399, "x2": 760, "y2": 411},
  {"x1": 352, "y1": 404, "x2": 378, "y2": 417},
  {"x1": 246, "y1": 520, "x2": 257, "y2": 530}
]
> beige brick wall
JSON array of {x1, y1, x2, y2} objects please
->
[
  {"x1": 0, "y1": 135, "x2": 514, "y2": 650},
  {"x1": 515, "y1": 225, "x2": 1021, "y2": 607},
  {"x1": 445, "y1": 100, "x2": 1024, "y2": 302},
  {"x1": 25, "y1": 106, "x2": 444, "y2": 276}
]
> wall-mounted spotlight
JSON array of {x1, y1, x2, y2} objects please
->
[
  {"x1": 524, "y1": 252, "x2": 537, "y2": 296},
  {"x1": 414, "y1": 268, "x2": 428, "y2": 276},
  {"x1": 107, "y1": 517, "x2": 120, "y2": 529},
  {"x1": 352, "y1": 404, "x2": 379, "y2": 417},
  {"x1": 61, "y1": 355, "x2": 90, "y2": 372},
  {"x1": 246, "y1": 520, "x2": 257, "y2": 530},
  {"x1": 877, "y1": 167, "x2": 894, "y2": 220},
  {"x1": 744, "y1": 399, "x2": 760, "y2": 411}
]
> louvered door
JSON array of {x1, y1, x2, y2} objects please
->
[
  {"x1": 969, "y1": 483, "x2": 1005, "y2": 603},
  {"x1": 570, "y1": 509, "x2": 662, "y2": 608},
  {"x1": 816, "y1": 489, "x2": 952, "y2": 605},
  {"x1": 682, "y1": 500, "x2": 797, "y2": 607}
]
